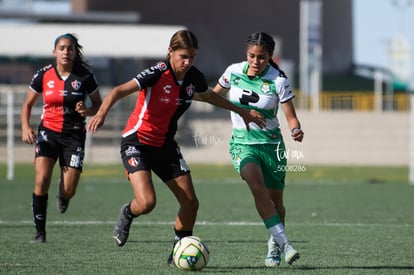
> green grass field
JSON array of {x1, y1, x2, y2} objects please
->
[{"x1": 1, "y1": 164, "x2": 413, "y2": 274}]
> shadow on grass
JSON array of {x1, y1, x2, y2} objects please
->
[
  {"x1": 129, "y1": 239, "x2": 308, "y2": 244},
  {"x1": 297, "y1": 265, "x2": 414, "y2": 271},
  {"x1": 204, "y1": 264, "x2": 414, "y2": 273}
]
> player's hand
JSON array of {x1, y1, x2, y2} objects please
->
[
  {"x1": 240, "y1": 109, "x2": 265, "y2": 131},
  {"x1": 22, "y1": 126, "x2": 36, "y2": 144},
  {"x1": 75, "y1": 101, "x2": 87, "y2": 116},
  {"x1": 87, "y1": 113, "x2": 105, "y2": 133},
  {"x1": 291, "y1": 128, "x2": 304, "y2": 142}
]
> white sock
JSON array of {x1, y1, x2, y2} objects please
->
[{"x1": 268, "y1": 223, "x2": 288, "y2": 248}]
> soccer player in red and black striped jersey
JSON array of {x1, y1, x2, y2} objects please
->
[
  {"x1": 87, "y1": 30, "x2": 265, "y2": 265},
  {"x1": 21, "y1": 33, "x2": 102, "y2": 243}
]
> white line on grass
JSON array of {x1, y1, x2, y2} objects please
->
[{"x1": 0, "y1": 220, "x2": 411, "y2": 228}]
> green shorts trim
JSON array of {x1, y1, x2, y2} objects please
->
[{"x1": 229, "y1": 139, "x2": 287, "y2": 190}]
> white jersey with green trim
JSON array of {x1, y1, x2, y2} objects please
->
[{"x1": 218, "y1": 61, "x2": 295, "y2": 145}]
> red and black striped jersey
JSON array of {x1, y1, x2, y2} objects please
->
[
  {"x1": 29, "y1": 64, "x2": 98, "y2": 132},
  {"x1": 123, "y1": 61, "x2": 208, "y2": 147}
]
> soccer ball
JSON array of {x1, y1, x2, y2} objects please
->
[{"x1": 173, "y1": 236, "x2": 210, "y2": 271}]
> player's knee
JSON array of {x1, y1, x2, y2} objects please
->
[
  {"x1": 182, "y1": 197, "x2": 199, "y2": 212},
  {"x1": 140, "y1": 198, "x2": 157, "y2": 214}
]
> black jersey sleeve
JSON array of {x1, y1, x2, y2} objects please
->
[
  {"x1": 29, "y1": 64, "x2": 52, "y2": 94},
  {"x1": 83, "y1": 72, "x2": 99, "y2": 95},
  {"x1": 134, "y1": 61, "x2": 167, "y2": 89}
]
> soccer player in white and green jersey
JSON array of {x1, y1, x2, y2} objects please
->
[{"x1": 212, "y1": 32, "x2": 304, "y2": 267}]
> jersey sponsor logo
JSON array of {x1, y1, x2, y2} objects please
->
[
  {"x1": 71, "y1": 80, "x2": 81, "y2": 90},
  {"x1": 220, "y1": 75, "x2": 230, "y2": 85},
  {"x1": 176, "y1": 98, "x2": 185, "y2": 105},
  {"x1": 125, "y1": 146, "x2": 138, "y2": 156},
  {"x1": 239, "y1": 90, "x2": 260, "y2": 105},
  {"x1": 160, "y1": 97, "x2": 170, "y2": 103},
  {"x1": 161, "y1": 84, "x2": 172, "y2": 103},
  {"x1": 186, "y1": 84, "x2": 195, "y2": 97},
  {"x1": 128, "y1": 157, "x2": 139, "y2": 167},
  {"x1": 31, "y1": 72, "x2": 39, "y2": 85},
  {"x1": 156, "y1": 61, "x2": 167, "y2": 71},
  {"x1": 59, "y1": 90, "x2": 68, "y2": 97},
  {"x1": 47, "y1": 80, "x2": 55, "y2": 88},
  {"x1": 136, "y1": 68, "x2": 155, "y2": 79},
  {"x1": 163, "y1": 85, "x2": 172, "y2": 94},
  {"x1": 37, "y1": 130, "x2": 48, "y2": 142}
]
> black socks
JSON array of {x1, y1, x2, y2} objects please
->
[
  {"x1": 124, "y1": 202, "x2": 139, "y2": 220},
  {"x1": 174, "y1": 228, "x2": 193, "y2": 240},
  {"x1": 32, "y1": 193, "x2": 48, "y2": 233}
]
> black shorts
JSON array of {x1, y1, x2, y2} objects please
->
[
  {"x1": 120, "y1": 134, "x2": 190, "y2": 182},
  {"x1": 35, "y1": 123, "x2": 86, "y2": 171}
]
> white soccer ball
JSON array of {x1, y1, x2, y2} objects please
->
[{"x1": 173, "y1": 236, "x2": 210, "y2": 271}]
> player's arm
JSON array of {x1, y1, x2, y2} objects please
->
[
  {"x1": 281, "y1": 99, "x2": 304, "y2": 142},
  {"x1": 211, "y1": 83, "x2": 229, "y2": 97},
  {"x1": 21, "y1": 89, "x2": 39, "y2": 144},
  {"x1": 195, "y1": 86, "x2": 265, "y2": 130},
  {"x1": 193, "y1": 83, "x2": 228, "y2": 101},
  {"x1": 87, "y1": 80, "x2": 139, "y2": 132}
]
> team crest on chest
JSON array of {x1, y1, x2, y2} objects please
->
[
  {"x1": 261, "y1": 82, "x2": 270, "y2": 93},
  {"x1": 186, "y1": 84, "x2": 195, "y2": 97},
  {"x1": 71, "y1": 80, "x2": 81, "y2": 91}
]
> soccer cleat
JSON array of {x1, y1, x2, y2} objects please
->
[
  {"x1": 283, "y1": 242, "x2": 300, "y2": 265},
  {"x1": 31, "y1": 232, "x2": 46, "y2": 243},
  {"x1": 265, "y1": 237, "x2": 281, "y2": 267},
  {"x1": 167, "y1": 252, "x2": 174, "y2": 267},
  {"x1": 112, "y1": 204, "x2": 132, "y2": 247},
  {"x1": 167, "y1": 239, "x2": 179, "y2": 267},
  {"x1": 56, "y1": 179, "x2": 69, "y2": 213},
  {"x1": 56, "y1": 195, "x2": 69, "y2": 214}
]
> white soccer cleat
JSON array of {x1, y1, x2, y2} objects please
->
[
  {"x1": 265, "y1": 237, "x2": 281, "y2": 267},
  {"x1": 283, "y1": 242, "x2": 300, "y2": 265}
]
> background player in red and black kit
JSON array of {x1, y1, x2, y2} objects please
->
[
  {"x1": 21, "y1": 33, "x2": 102, "y2": 243},
  {"x1": 87, "y1": 30, "x2": 265, "y2": 265}
]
